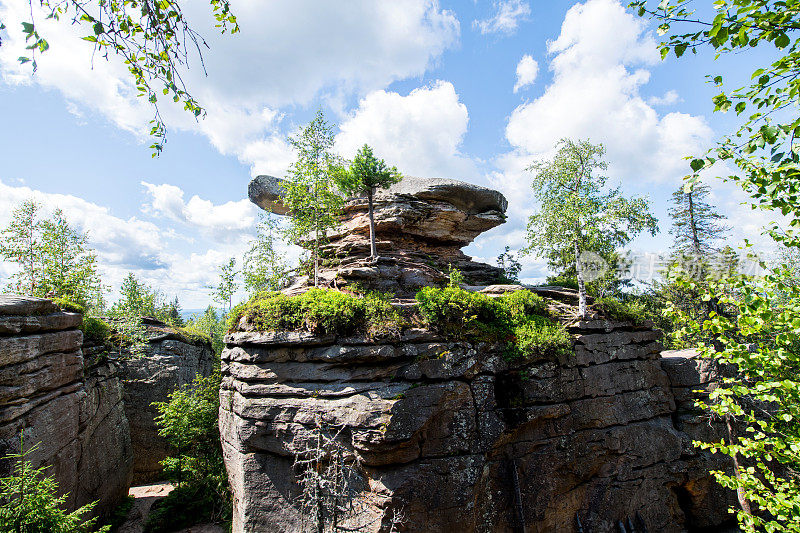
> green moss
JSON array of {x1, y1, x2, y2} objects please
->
[
  {"x1": 415, "y1": 287, "x2": 570, "y2": 360},
  {"x1": 507, "y1": 315, "x2": 571, "y2": 360},
  {"x1": 594, "y1": 297, "x2": 647, "y2": 326},
  {"x1": 79, "y1": 316, "x2": 111, "y2": 344},
  {"x1": 228, "y1": 288, "x2": 403, "y2": 336},
  {"x1": 52, "y1": 297, "x2": 85, "y2": 314},
  {"x1": 176, "y1": 326, "x2": 212, "y2": 346}
]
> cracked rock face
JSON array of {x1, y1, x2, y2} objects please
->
[
  {"x1": 0, "y1": 295, "x2": 132, "y2": 519},
  {"x1": 220, "y1": 310, "x2": 736, "y2": 532},
  {"x1": 248, "y1": 175, "x2": 508, "y2": 295},
  {"x1": 118, "y1": 319, "x2": 215, "y2": 484}
]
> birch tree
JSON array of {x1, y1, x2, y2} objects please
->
[{"x1": 523, "y1": 139, "x2": 658, "y2": 317}]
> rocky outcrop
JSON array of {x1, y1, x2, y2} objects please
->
[
  {"x1": 0, "y1": 295, "x2": 132, "y2": 518},
  {"x1": 119, "y1": 319, "x2": 214, "y2": 484},
  {"x1": 219, "y1": 309, "x2": 736, "y2": 532},
  {"x1": 249, "y1": 175, "x2": 508, "y2": 295}
]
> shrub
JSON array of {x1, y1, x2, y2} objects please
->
[
  {"x1": 80, "y1": 316, "x2": 111, "y2": 344},
  {"x1": 0, "y1": 443, "x2": 109, "y2": 533},
  {"x1": 498, "y1": 290, "x2": 549, "y2": 325},
  {"x1": 175, "y1": 326, "x2": 212, "y2": 346},
  {"x1": 593, "y1": 297, "x2": 647, "y2": 326},
  {"x1": 415, "y1": 286, "x2": 502, "y2": 335},
  {"x1": 52, "y1": 297, "x2": 85, "y2": 314},
  {"x1": 150, "y1": 372, "x2": 230, "y2": 531},
  {"x1": 508, "y1": 315, "x2": 571, "y2": 360},
  {"x1": 228, "y1": 289, "x2": 402, "y2": 336}
]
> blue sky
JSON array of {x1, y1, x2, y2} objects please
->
[{"x1": 0, "y1": 0, "x2": 778, "y2": 308}]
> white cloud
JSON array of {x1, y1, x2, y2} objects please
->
[
  {"x1": 513, "y1": 55, "x2": 539, "y2": 93},
  {"x1": 141, "y1": 182, "x2": 260, "y2": 242},
  {"x1": 473, "y1": 1, "x2": 531, "y2": 36},
  {"x1": 0, "y1": 180, "x2": 168, "y2": 285},
  {"x1": 336, "y1": 81, "x2": 478, "y2": 179},
  {"x1": 648, "y1": 89, "x2": 680, "y2": 106},
  {"x1": 0, "y1": 0, "x2": 459, "y2": 173}
]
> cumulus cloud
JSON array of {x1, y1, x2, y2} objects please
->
[
  {"x1": 336, "y1": 81, "x2": 478, "y2": 179},
  {"x1": 513, "y1": 55, "x2": 539, "y2": 93},
  {"x1": 648, "y1": 90, "x2": 681, "y2": 106},
  {"x1": 0, "y1": 0, "x2": 459, "y2": 173},
  {"x1": 141, "y1": 182, "x2": 260, "y2": 242},
  {"x1": 473, "y1": 1, "x2": 531, "y2": 36}
]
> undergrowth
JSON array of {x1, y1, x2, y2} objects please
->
[
  {"x1": 415, "y1": 287, "x2": 571, "y2": 360},
  {"x1": 593, "y1": 297, "x2": 648, "y2": 326},
  {"x1": 228, "y1": 288, "x2": 403, "y2": 337}
]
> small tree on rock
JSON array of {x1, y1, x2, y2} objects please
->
[
  {"x1": 523, "y1": 138, "x2": 658, "y2": 317},
  {"x1": 283, "y1": 111, "x2": 343, "y2": 286},
  {"x1": 333, "y1": 144, "x2": 402, "y2": 260}
]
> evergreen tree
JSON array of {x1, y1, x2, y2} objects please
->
[
  {"x1": 282, "y1": 111, "x2": 343, "y2": 286},
  {"x1": 243, "y1": 214, "x2": 287, "y2": 295},
  {"x1": 0, "y1": 199, "x2": 43, "y2": 296},
  {"x1": 668, "y1": 182, "x2": 730, "y2": 260},
  {"x1": 524, "y1": 138, "x2": 658, "y2": 316},
  {"x1": 332, "y1": 144, "x2": 402, "y2": 259}
]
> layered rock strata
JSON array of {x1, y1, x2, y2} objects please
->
[
  {"x1": 249, "y1": 175, "x2": 508, "y2": 295},
  {"x1": 119, "y1": 319, "x2": 214, "y2": 484},
  {"x1": 0, "y1": 295, "x2": 132, "y2": 518},
  {"x1": 220, "y1": 307, "x2": 735, "y2": 532}
]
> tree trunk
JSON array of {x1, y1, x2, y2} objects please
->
[
  {"x1": 367, "y1": 190, "x2": 377, "y2": 260},
  {"x1": 574, "y1": 240, "x2": 587, "y2": 317},
  {"x1": 726, "y1": 415, "x2": 753, "y2": 516}
]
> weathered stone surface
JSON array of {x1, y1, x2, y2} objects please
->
[
  {"x1": 119, "y1": 321, "x2": 214, "y2": 484},
  {"x1": 0, "y1": 294, "x2": 132, "y2": 519},
  {"x1": 220, "y1": 320, "x2": 737, "y2": 532},
  {"x1": 248, "y1": 175, "x2": 509, "y2": 296}
]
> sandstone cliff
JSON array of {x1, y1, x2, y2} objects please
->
[
  {"x1": 119, "y1": 318, "x2": 215, "y2": 485},
  {"x1": 0, "y1": 295, "x2": 132, "y2": 518}
]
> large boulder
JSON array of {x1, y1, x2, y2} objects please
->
[
  {"x1": 0, "y1": 295, "x2": 132, "y2": 518},
  {"x1": 119, "y1": 319, "x2": 214, "y2": 484},
  {"x1": 219, "y1": 302, "x2": 736, "y2": 532},
  {"x1": 248, "y1": 175, "x2": 508, "y2": 296}
]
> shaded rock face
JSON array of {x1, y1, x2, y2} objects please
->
[
  {"x1": 119, "y1": 320, "x2": 214, "y2": 485},
  {"x1": 0, "y1": 295, "x2": 132, "y2": 518},
  {"x1": 249, "y1": 175, "x2": 508, "y2": 295},
  {"x1": 220, "y1": 318, "x2": 735, "y2": 532}
]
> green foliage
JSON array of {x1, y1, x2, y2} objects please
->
[
  {"x1": 4, "y1": 0, "x2": 239, "y2": 155},
  {"x1": 243, "y1": 213, "x2": 287, "y2": 296},
  {"x1": 110, "y1": 273, "x2": 183, "y2": 326},
  {"x1": 150, "y1": 372, "x2": 230, "y2": 530},
  {"x1": 52, "y1": 297, "x2": 85, "y2": 314},
  {"x1": 671, "y1": 269, "x2": 800, "y2": 532},
  {"x1": 80, "y1": 316, "x2": 111, "y2": 344},
  {"x1": 593, "y1": 297, "x2": 648, "y2": 326},
  {"x1": 102, "y1": 495, "x2": 134, "y2": 531},
  {"x1": 0, "y1": 201, "x2": 106, "y2": 313},
  {"x1": 282, "y1": 111, "x2": 344, "y2": 286},
  {"x1": 496, "y1": 246, "x2": 523, "y2": 283},
  {"x1": 447, "y1": 264, "x2": 466, "y2": 287},
  {"x1": 669, "y1": 183, "x2": 730, "y2": 259},
  {"x1": 332, "y1": 144, "x2": 402, "y2": 258},
  {"x1": 211, "y1": 257, "x2": 238, "y2": 312},
  {"x1": 511, "y1": 315, "x2": 572, "y2": 360},
  {"x1": 415, "y1": 287, "x2": 568, "y2": 360},
  {"x1": 544, "y1": 274, "x2": 579, "y2": 291},
  {"x1": 228, "y1": 288, "x2": 402, "y2": 337},
  {"x1": 184, "y1": 306, "x2": 226, "y2": 356},
  {"x1": 523, "y1": 138, "x2": 658, "y2": 316},
  {"x1": 0, "y1": 443, "x2": 109, "y2": 533}
]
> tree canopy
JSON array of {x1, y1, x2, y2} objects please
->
[
  {"x1": 333, "y1": 144, "x2": 402, "y2": 259},
  {"x1": 524, "y1": 138, "x2": 658, "y2": 316}
]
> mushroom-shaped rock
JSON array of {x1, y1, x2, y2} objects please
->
[{"x1": 249, "y1": 175, "x2": 289, "y2": 215}]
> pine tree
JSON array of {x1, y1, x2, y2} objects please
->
[
  {"x1": 668, "y1": 183, "x2": 729, "y2": 258},
  {"x1": 332, "y1": 144, "x2": 402, "y2": 260}
]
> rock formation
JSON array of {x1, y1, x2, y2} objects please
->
[
  {"x1": 219, "y1": 294, "x2": 736, "y2": 532},
  {"x1": 249, "y1": 175, "x2": 508, "y2": 295},
  {"x1": 0, "y1": 295, "x2": 132, "y2": 518},
  {"x1": 119, "y1": 318, "x2": 215, "y2": 484}
]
